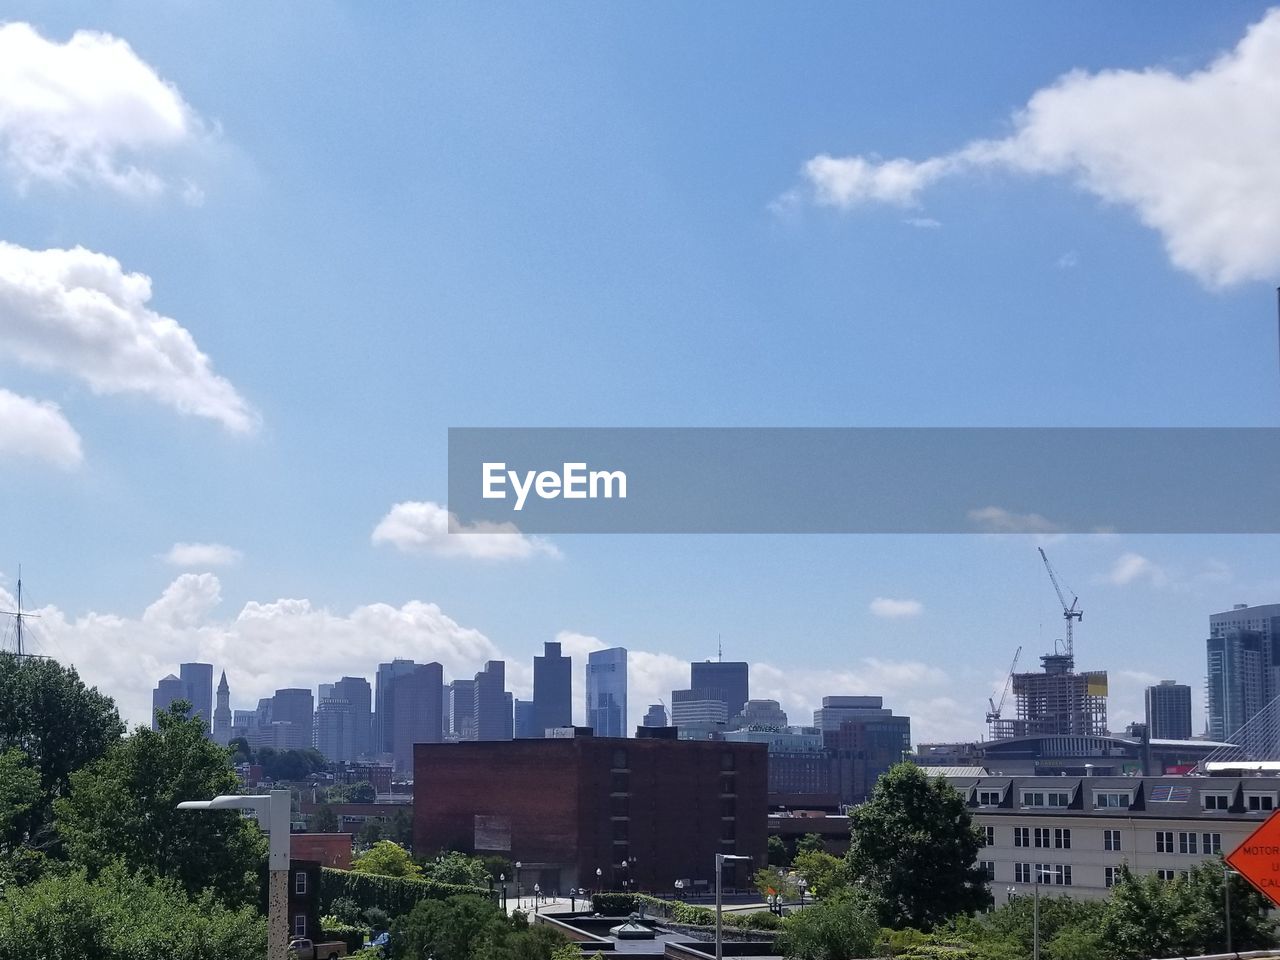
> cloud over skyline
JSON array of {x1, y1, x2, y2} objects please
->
[{"x1": 372, "y1": 500, "x2": 561, "y2": 561}]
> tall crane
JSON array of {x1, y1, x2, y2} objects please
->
[
  {"x1": 1038, "y1": 547, "x2": 1082, "y2": 658},
  {"x1": 986, "y1": 645, "x2": 1022, "y2": 724}
]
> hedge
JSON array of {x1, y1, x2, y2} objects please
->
[
  {"x1": 319, "y1": 868, "x2": 490, "y2": 919},
  {"x1": 630, "y1": 894, "x2": 779, "y2": 932},
  {"x1": 590, "y1": 893, "x2": 637, "y2": 916}
]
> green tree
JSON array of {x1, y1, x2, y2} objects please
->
[
  {"x1": 768, "y1": 834, "x2": 790, "y2": 867},
  {"x1": 0, "y1": 652, "x2": 123, "y2": 840},
  {"x1": 778, "y1": 888, "x2": 880, "y2": 960},
  {"x1": 390, "y1": 895, "x2": 567, "y2": 960},
  {"x1": 353, "y1": 839, "x2": 422, "y2": 879},
  {"x1": 845, "y1": 763, "x2": 991, "y2": 929},
  {"x1": 346, "y1": 780, "x2": 377, "y2": 803},
  {"x1": 311, "y1": 803, "x2": 340, "y2": 832},
  {"x1": 0, "y1": 748, "x2": 40, "y2": 850},
  {"x1": 951, "y1": 894, "x2": 1106, "y2": 960},
  {"x1": 384, "y1": 807, "x2": 414, "y2": 847},
  {"x1": 1099, "y1": 862, "x2": 1276, "y2": 960},
  {"x1": 357, "y1": 818, "x2": 384, "y2": 847},
  {"x1": 420, "y1": 850, "x2": 490, "y2": 887},
  {"x1": 754, "y1": 865, "x2": 796, "y2": 900},
  {"x1": 796, "y1": 833, "x2": 826, "y2": 856},
  {"x1": 228, "y1": 737, "x2": 252, "y2": 766},
  {"x1": 792, "y1": 849, "x2": 851, "y2": 899},
  {"x1": 53, "y1": 704, "x2": 266, "y2": 906},
  {"x1": 0, "y1": 864, "x2": 265, "y2": 960}
]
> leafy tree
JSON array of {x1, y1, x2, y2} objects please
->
[
  {"x1": 0, "y1": 863, "x2": 265, "y2": 960},
  {"x1": 481, "y1": 854, "x2": 513, "y2": 879},
  {"x1": 845, "y1": 763, "x2": 991, "y2": 930},
  {"x1": 311, "y1": 803, "x2": 340, "y2": 833},
  {"x1": 53, "y1": 704, "x2": 266, "y2": 906},
  {"x1": 347, "y1": 780, "x2": 377, "y2": 803},
  {"x1": 390, "y1": 895, "x2": 567, "y2": 960},
  {"x1": 353, "y1": 839, "x2": 423, "y2": 879},
  {"x1": 228, "y1": 737, "x2": 252, "y2": 765},
  {"x1": 951, "y1": 894, "x2": 1106, "y2": 960},
  {"x1": 792, "y1": 849, "x2": 851, "y2": 899},
  {"x1": 796, "y1": 833, "x2": 826, "y2": 856},
  {"x1": 0, "y1": 652, "x2": 123, "y2": 840},
  {"x1": 358, "y1": 818, "x2": 384, "y2": 846},
  {"x1": 420, "y1": 850, "x2": 490, "y2": 887},
  {"x1": 254, "y1": 746, "x2": 327, "y2": 781},
  {"x1": 778, "y1": 888, "x2": 880, "y2": 960},
  {"x1": 768, "y1": 834, "x2": 790, "y2": 867},
  {"x1": 1099, "y1": 862, "x2": 1276, "y2": 960},
  {"x1": 754, "y1": 865, "x2": 796, "y2": 900},
  {"x1": 0, "y1": 748, "x2": 40, "y2": 850},
  {"x1": 384, "y1": 808, "x2": 414, "y2": 847}
]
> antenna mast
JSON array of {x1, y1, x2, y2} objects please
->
[{"x1": 2, "y1": 567, "x2": 40, "y2": 657}]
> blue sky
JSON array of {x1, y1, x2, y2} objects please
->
[{"x1": 2, "y1": 3, "x2": 1279, "y2": 741}]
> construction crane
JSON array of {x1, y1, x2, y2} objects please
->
[
  {"x1": 1038, "y1": 547, "x2": 1082, "y2": 658},
  {"x1": 986, "y1": 645, "x2": 1022, "y2": 724}
]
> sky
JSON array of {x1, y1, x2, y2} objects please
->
[{"x1": 2, "y1": 3, "x2": 1280, "y2": 744}]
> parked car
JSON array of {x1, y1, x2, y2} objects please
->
[
  {"x1": 369, "y1": 931, "x2": 390, "y2": 956},
  {"x1": 288, "y1": 936, "x2": 348, "y2": 960}
]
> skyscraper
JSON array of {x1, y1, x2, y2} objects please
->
[
  {"x1": 533, "y1": 641, "x2": 572, "y2": 736},
  {"x1": 212, "y1": 671, "x2": 232, "y2": 746},
  {"x1": 388, "y1": 662, "x2": 443, "y2": 773},
  {"x1": 474, "y1": 660, "x2": 512, "y2": 741},
  {"x1": 689, "y1": 661, "x2": 749, "y2": 720},
  {"x1": 179, "y1": 662, "x2": 214, "y2": 734},
  {"x1": 333, "y1": 676, "x2": 373, "y2": 758},
  {"x1": 271, "y1": 688, "x2": 314, "y2": 751},
  {"x1": 375, "y1": 659, "x2": 417, "y2": 756},
  {"x1": 1207, "y1": 603, "x2": 1280, "y2": 741},
  {"x1": 315, "y1": 691, "x2": 357, "y2": 762},
  {"x1": 151, "y1": 674, "x2": 186, "y2": 729},
  {"x1": 514, "y1": 698, "x2": 537, "y2": 738},
  {"x1": 642, "y1": 703, "x2": 668, "y2": 728},
  {"x1": 1145, "y1": 680, "x2": 1193, "y2": 740},
  {"x1": 586, "y1": 647, "x2": 628, "y2": 737},
  {"x1": 447, "y1": 679, "x2": 477, "y2": 741}
]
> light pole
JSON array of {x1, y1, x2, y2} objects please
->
[
  {"x1": 177, "y1": 789, "x2": 290, "y2": 960},
  {"x1": 798, "y1": 878, "x2": 808, "y2": 908},
  {"x1": 596, "y1": 866, "x2": 602, "y2": 895},
  {"x1": 534, "y1": 883, "x2": 541, "y2": 914},
  {"x1": 1224, "y1": 864, "x2": 1234, "y2": 954},
  {"x1": 515, "y1": 861, "x2": 522, "y2": 906},
  {"x1": 715, "y1": 854, "x2": 752, "y2": 960},
  {"x1": 500, "y1": 873, "x2": 507, "y2": 912}
]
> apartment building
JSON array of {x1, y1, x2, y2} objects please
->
[{"x1": 948, "y1": 774, "x2": 1270, "y2": 900}]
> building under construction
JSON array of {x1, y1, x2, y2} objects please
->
[{"x1": 987, "y1": 550, "x2": 1109, "y2": 740}]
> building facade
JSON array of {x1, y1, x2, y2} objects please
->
[
  {"x1": 271, "y1": 688, "x2": 315, "y2": 751},
  {"x1": 389, "y1": 662, "x2": 443, "y2": 773},
  {"x1": 690, "y1": 661, "x2": 749, "y2": 721},
  {"x1": 474, "y1": 660, "x2": 513, "y2": 741},
  {"x1": 1145, "y1": 681, "x2": 1192, "y2": 741},
  {"x1": 151, "y1": 674, "x2": 186, "y2": 728},
  {"x1": 586, "y1": 647, "x2": 628, "y2": 738},
  {"x1": 413, "y1": 735, "x2": 768, "y2": 893},
  {"x1": 448, "y1": 679, "x2": 477, "y2": 741},
  {"x1": 1207, "y1": 603, "x2": 1280, "y2": 742},
  {"x1": 534, "y1": 641, "x2": 573, "y2": 736},
  {"x1": 642, "y1": 704, "x2": 668, "y2": 728},
  {"x1": 212, "y1": 671, "x2": 231, "y2": 745},
  {"x1": 179, "y1": 662, "x2": 214, "y2": 735}
]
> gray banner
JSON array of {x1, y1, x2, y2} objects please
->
[{"x1": 446, "y1": 428, "x2": 1280, "y2": 533}]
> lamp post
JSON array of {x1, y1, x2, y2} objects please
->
[
  {"x1": 177, "y1": 789, "x2": 290, "y2": 960},
  {"x1": 596, "y1": 866, "x2": 602, "y2": 895},
  {"x1": 798, "y1": 878, "x2": 808, "y2": 908},
  {"x1": 534, "y1": 883, "x2": 541, "y2": 914},
  {"x1": 515, "y1": 861, "x2": 523, "y2": 906},
  {"x1": 1224, "y1": 864, "x2": 1234, "y2": 954},
  {"x1": 715, "y1": 854, "x2": 752, "y2": 960},
  {"x1": 500, "y1": 873, "x2": 507, "y2": 912}
]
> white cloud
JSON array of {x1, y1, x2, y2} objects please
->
[
  {"x1": 0, "y1": 242, "x2": 258, "y2": 433},
  {"x1": 162, "y1": 542, "x2": 242, "y2": 568},
  {"x1": 869, "y1": 597, "x2": 924, "y2": 619},
  {"x1": 372, "y1": 501, "x2": 561, "y2": 561},
  {"x1": 0, "y1": 387, "x2": 82, "y2": 468},
  {"x1": 0, "y1": 22, "x2": 203, "y2": 197},
  {"x1": 904, "y1": 217, "x2": 942, "y2": 229},
  {"x1": 1056, "y1": 250, "x2": 1080, "y2": 269},
  {"x1": 793, "y1": 9, "x2": 1280, "y2": 287},
  {"x1": 1106, "y1": 551, "x2": 1168, "y2": 587},
  {"x1": 968, "y1": 506, "x2": 1061, "y2": 534}
]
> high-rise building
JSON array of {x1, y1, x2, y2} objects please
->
[
  {"x1": 315, "y1": 693, "x2": 357, "y2": 763},
  {"x1": 333, "y1": 676, "x2": 372, "y2": 758},
  {"x1": 514, "y1": 699, "x2": 537, "y2": 738},
  {"x1": 271, "y1": 688, "x2": 314, "y2": 751},
  {"x1": 179, "y1": 662, "x2": 214, "y2": 735},
  {"x1": 642, "y1": 704, "x2": 668, "y2": 727},
  {"x1": 829, "y1": 711, "x2": 911, "y2": 803},
  {"x1": 388, "y1": 662, "x2": 444, "y2": 773},
  {"x1": 670, "y1": 689, "x2": 728, "y2": 726},
  {"x1": 690, "y1": 661, "x2": 749, "y2": 720},
  {"x1": 534, "y1": 641, "x2": 572, "y2": 736},
  {"x1": 474, "y1": 661, "x2": 512, "y2": 741},
  {"x1": 151, "y1": 674, "x2": 187, "y2": 728},
  {"x1": 231, "y1": 709, "x2": 256, "y2": 742},
  {"x1": 375, "y1": 659, "x2": 417, "y2": 756},
  {"x1": 1145, "y1": 680, "x2": 1192, "y2": 741},
  {"x1": 447, "y1": 679, "x2": 477, "y2": 741},
  {"x1": 813, "y1": 696, "x2": 892, "y2": 733},
  {"x1": 1207, "y1": 603, "x2": 1280, "y2": 741},
  {"x1": 212, "y1": 671, "x2": 232, "y2": 745},
  {"x1": 586, "y1": 647, "x2": 628, "y2": 738},
  {"x1": 734, "y1": 699, "x2": 788, "y2": 729}
]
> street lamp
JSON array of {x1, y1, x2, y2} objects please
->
[
  {"x1": 534, "y1": 883, "x2": 541, "y2": 914},
  {"x1": 596, "y1": 866, "x2": 602, "y2": 894},
  {"x1": 715, "y1": 854, "x2": 752, "y2": 960},
  {"x1": 515, "y1": 861, "x2": 523, "y2": 905},
  {"x1": 177, "y1": 790, "x2": 290, "y2": 960},
  {"x1": 500, "y1": 873, "x2": 507, "y2": 912},
  {"x1": 797, "y1": 877, "x2": 808, "y2": 908}
]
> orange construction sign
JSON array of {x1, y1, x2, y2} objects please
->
[{"x1": 1226, "y1": 809, "x2": 1280, "y2": 906}]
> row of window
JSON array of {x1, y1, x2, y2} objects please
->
[
  {"x1": 991, "y1": 826, "x2": 1221, "y2": 854},
  {"x1": 977, "y1": 788, "x2": 1276, "y2": 813},
  {"x1": 1005, "y1": 864, "x2": 1203, "y2": 890}
]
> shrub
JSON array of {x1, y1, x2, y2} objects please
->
[
  {"x1": 320, "y1": 921, "x2": 366, "y2": 952},
  {"x1": 724, "y1": 910, "x2": 784, "y2": 931},
  {"x1": 319, "y1": 866, "x2": 488, "y2": 919},
  {"x1": 590, "y1": 893, "x2": 637, "y2": 915},
  {"x1": 779, "y1": 888, "x2": 881, "y2": 960}
]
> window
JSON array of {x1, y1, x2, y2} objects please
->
[
  {"x1": 984, "y1": 826, "x2": 995, "y2": 847},
  {"x1": 1034, "y1": 827, "x2": 1051, "y2": 848},
  {"x1": 980, "y1": 861, "x2": 996, "y2": 881},
  {"x1": 612, "y1": 819, "x2": 630, "y2": 841},
  {"x1": 610, "y1": 795, "x2": 630, "y2": 818},
  {"x1": 1203, "y1": 832, "x2": 1222, "y2": 855},
  {"x1": 721, "y1": 820, "x2": 736, "y2": 841},
  {"x1": 611, "y1": 772, "x2": 629, "y2": 794},
  {"x1": 978, "y1": 790, "x2": 1002, "y2": 806},
  {"x1": 294, "y1": 914, "x2": 307, "y2": 936},
  {"x1": 1104, "y1": 829, "x2": 1122, "y2": 852},
  {"x1": 1246, "y1": 793, "x2": 1275, "y2": 812},
  {"x1": 1095, "y1": 791, "x2": 1132, "y2": 809},
  {"x1": 1105, "y1": 866, "x2": 1119, "y2": 889},
  {"x1": 294, "y1": 871, "x2": 307, "y2": 895},
  {"x1": 1157, "y1": 869, "x2": 1189, "y2": 882},
  {"x1": 1178, "y1": 832, "x2": 1198, "y2": 855},
  {"x1": 1156, "y1": 831, "x2": 1174, "y2": 854},
  {"x1": 1015, "y1": 863, "x2": 1031, "y2": 883},
  {"x1": 720, "y1": 797, "x2": 736, "y2": 818},
  {"x1": 1048, "y1": 792, "x2": 1070, "y2": 808},
  {"x1": 1054, "y1": 828, "x2": 1071, "y2": 849},
  {"x1": 720, "y1": 774, "x2": 736, "y2": 795},
  {"x1": 720, "y1": 752, "x2": 736, "y2": 770},
  {"x1": 1021, "y1": 790, "x2": 1069, "y2": 808},
  {"x1": 612, "y1": 748, "x2": 629, "y2": 770},
  {"x1": 1014, "y1": 827, "x2": 1029, "y2": 848},
  {"x1": 1203, "y1": 793, "x2": 1231, "y2": 811}
]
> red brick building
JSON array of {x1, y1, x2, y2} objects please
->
[
  {"x1": 291, "y1": 832, "x2": 354, "y2": 869},
  {"x1": 413, "y1": 735, "x2": 767, "y2": 893}
]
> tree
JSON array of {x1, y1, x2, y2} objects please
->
[
  {"x1": 779, "y1": 888, "x2": 881, "y2": 960},
  {"x1": 352, "y1": 839, "x2": 422, "y2": 879},
  {"x1": 845, "y1": 763, "x2": 991, "y2": 929},
  {"x1": 390, "y1": 895, "x2": 568, "y2": 960},
  {"x1": 0, "y1": 652, "x2": 123, "y2": 840},
  {"x1": 796, "y1": 833, "x2": 826, "y2": 856},
  {"x1": 384, "y1": 808, "x2": 414, "y2": 847},
  {"x1": 420, "y1": 850, "x2": 490, "y2": 887},
  {"x1": 53, "y1": 704, "x2": 266, "y2": 906},
  {"x1": 0, "y1": 863, "x2": 265, "y2": 960},
  {"x1": 792, "y1": 849, "x2": 851, "y2": 899},
  {"x1": 358, "y1": 818, "x2": 384, "y2": 847},
  {"x1": 346, "y1": 780, "x2": 377, "y2": 803},
  {"x1": 311, "y1": 803, "x2": 340, "y2": 833},
  {"x1": 1099, "y1": 862, "x2": 1276, "y2": 960},
  {"x1": 951, "y1": 893, "x2": 1106, "y2": 960},
  {"x1": 768, "y1": 834, "x2": 790, "y2": 867},
  {"x1": 228, "y1": 737, "x2": 252, "y2": 766},
  {"x1": 0, "y1": 748, "x2": 40, "y2": 850}
]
